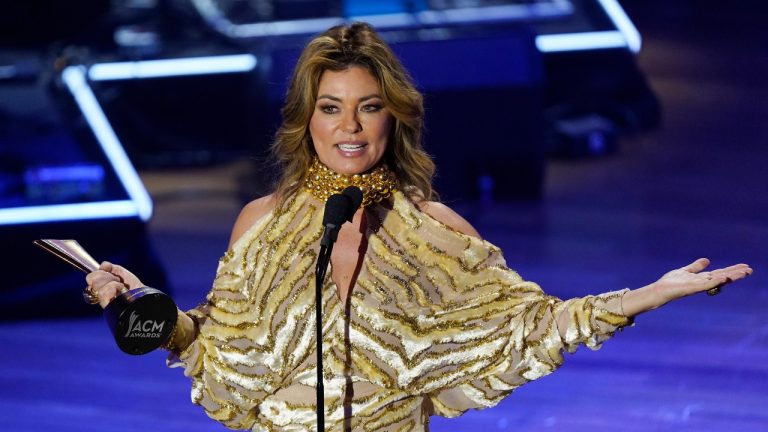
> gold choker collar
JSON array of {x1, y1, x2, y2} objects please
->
[{"x1": 304, "y1": 158, "x2": 399, "y2": 207}]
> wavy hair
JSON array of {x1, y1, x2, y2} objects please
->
[{"x1": 270, "y1": 22, "x2": 435, "y2": 204}]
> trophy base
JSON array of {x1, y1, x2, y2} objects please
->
[{"x1": 104, "y1": 287, "x2": 177, "y2": 355}]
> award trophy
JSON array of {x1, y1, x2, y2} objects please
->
[{"x1": 34, "y1": 239, "x2": 177, "y2": 355}]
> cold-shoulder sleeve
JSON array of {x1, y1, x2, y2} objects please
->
[
  {"x1": 165, "y1": 196, "x2": 323, "y2": 430},
  {"x1": 360, "y1": 194, "x2": 634, "y2": 418},
  {"x1": 165, "y1": 241, "x2": 269, "y2": 429}
]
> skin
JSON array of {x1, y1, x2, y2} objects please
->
[
  {"x1": 309, "y1": 66, "x2": 392, "y2": 176},
  {"x1": 85, "y1": 67, "x2": 753, "y2": 351}
]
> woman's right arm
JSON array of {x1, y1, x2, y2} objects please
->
[
  {"x1": 227, "y1": 193, "x2": 277, "y2": 247},
  {"x1": 85, "y1": 193, "x2": 279, "y2": 352},
  {"x1": 85, "y1": 261, "x2": 198, "y2": 353}
]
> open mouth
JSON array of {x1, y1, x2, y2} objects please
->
[{"x1": 336, "y1": 142, "x2": 367, "y2": 154}]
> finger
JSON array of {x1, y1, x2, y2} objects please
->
[
  {"x1": 713, "y1": 265, "x2": 752, "y2": 278},
  {"x1": 110, "y1": 264, "x2": 142, "y2": 289},
  {"x1": 711, "y1": 263, "x2": 751, "y2": 275},
  {"x1": 702, "y1": 267, "x2": 752, "y2": 295},
  {"x1": 91, "y1": 278, "x2": 125, "y2": 295},
  {"x1": 85, "y1": 270, "x2": 119, "y2": 287},
  {"x1": 110, "y1": 264, "x2": 131, "y2": 281},
  {"x1": 682, "y1": 258, "x2": 710, "y2": 274},
  {"x1": 85, "y1": 271, "x2": 99, "y2": 286},
  {"x1": 719, "y1": 268, "x2": 752, "y2": 283},
  {"x1": 99, "y1": 261, "x2": 114, "y2": 272},
  {"x1": 95, "y1": 280, "x2": 127, "y2": 309}
]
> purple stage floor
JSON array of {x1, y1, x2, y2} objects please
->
[{"x1": 1, "y1": 2, "x2": 766, "y2": 431}]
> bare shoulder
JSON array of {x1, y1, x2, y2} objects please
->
[
  {"x1": 416, "y1": 201, "x2": 482, "y2": 239},
  {"x1": 229, "y1": 193, "x2": 278, "y2": 247}
]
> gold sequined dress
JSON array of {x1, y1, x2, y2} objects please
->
[{"x1": 168, "y1": 190, "x2": 632, "y2": 431}]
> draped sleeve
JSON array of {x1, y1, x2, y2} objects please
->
[
  {"x1": 165, "y1": 190, "x2": 634, "y2": 429},
  {"x1": 166, "y1": 193, "x2": 326, "y2": 430},
  {"x1": 358, "y1": 193, "x2": 634, "y2": 418}
]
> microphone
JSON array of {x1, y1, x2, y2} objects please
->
[
  {"x1": 319, "y1": 186, "x2": 363, "y2": 247},
  {"x1": 319, "y1": 194, "x2": 351, "y2": 247},
  {"x1": 314, "y1": 186, "x2": 362, "y2": 431},
  {"x1": 341, "y1": 186, "x2": 363, "y2": 219}
]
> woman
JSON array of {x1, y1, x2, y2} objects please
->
[{"x1": 86, "y1": 22, "x2": 752, "y2": 431}]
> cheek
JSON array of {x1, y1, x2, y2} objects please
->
[
  {"x1": 308, "y1": 114, "x2": 330, "y2": 148},
  {"x1": 308, "y1": 114, "x2": 320, "y2": 141},
  {"x1": 373, "y1": 116, "x2": 394, "y2": 144}
]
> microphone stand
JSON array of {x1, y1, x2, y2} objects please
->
[
  {"x1": 315, "y1": 199, "x2": 345, "y2": 432},
  {"x1": 314, "y1": 187, "x2": 362, "y2": 431},
  {"x1": 315, "y1": 243, "x2": 332, "y2": 432}
]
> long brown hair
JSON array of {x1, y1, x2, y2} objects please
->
[{"x1": 270, "y1": 22, "x2": 435, "y2": 204}]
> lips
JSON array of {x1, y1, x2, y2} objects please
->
[
  {"x1": 338, "y1": 143, "x2": 364, "y2": 150},
  {"x1": 336, "y1": 141, "x2": 367, "y2": 155}
]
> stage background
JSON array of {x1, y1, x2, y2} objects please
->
[{"x1": 0, "y1": 1, "x2": 766, "y2": 431}]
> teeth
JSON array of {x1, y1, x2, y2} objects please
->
[{"x1": 338, "y1": 144, "x2": 365, "y2": 151}]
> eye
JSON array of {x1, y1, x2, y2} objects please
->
[
  {"x1": 360, "y1": 103, "x2": 384, "y2": 113},
  {"x1": 319, "y1": 104, "x2": 339, "y2": 114}
]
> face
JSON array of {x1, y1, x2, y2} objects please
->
[{"x1": 309, "y1": 66, "x2": 392, "y2": 175}]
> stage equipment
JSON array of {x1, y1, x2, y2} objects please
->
[
  {"x1": 182, "y1": 0, "x2": 655, "y2": 198},
  {"x1": 78, "y1": 53, "x2": 260, "y2": 168},
  {"x1": 187, "y1": 0, "x2": 638, "y2": 54},
  {"x1": 0, "y1": 52, "x2": 168, "y2": 320},
  {"x1": 314, "y1": 186, "x2": 363, "y2": 431}
]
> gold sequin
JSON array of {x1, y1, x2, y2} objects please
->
[
  {"x1": 303, "y1": 157, "x2": 399, "y2": 207},
  {"x1": 168, "y1": 189, "x2": 633, "y2": 431}
]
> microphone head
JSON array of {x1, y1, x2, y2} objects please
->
[
  {"x1": 341, "y1": 186, "x2": 363, "y2": 221},
  {"x1": 322, "y1": 193, "x2": 351, "y2": 227}
]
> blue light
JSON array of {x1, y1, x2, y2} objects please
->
[
  {"x1": 189, "y1": 2, "x2": 638, "y2": 54},
  {"x1": 88, "y1": 54, "x2": 257, "y2": 81},
  {"x1": 26, "y1": 165, "x2": 104, "y2": 182},
  {"x1": 597, "y1": 0, "x2": 642, "y2": 53},
  {"x1": 217, "y1": 3, "x2": 572, "y2": 38},
  {"x1": 1, "y1": 55, "x2": 259, "y2": 225},
  {"x1": 535, "y1": 0, "x2": 641, "y2": 53},
  {"x1": 536, "y1": 31, "x2": 628, "y2": 52},
  {"x1": 61, "y1": 66, "x2": 153, "y2": 221},
  {"x1": 0, "y1": 201, "x2": 138, "y2": 225},
  {"x1": 230, "y1": 17, "x2": 342, "y2": 38}
]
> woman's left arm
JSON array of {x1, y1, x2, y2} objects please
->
[
  {"x1": 418, "y1": 201, "x2": 753, "y2": 317},
  {"x1": 620, "y1": 258, "x2": 752, "y2": 316}
]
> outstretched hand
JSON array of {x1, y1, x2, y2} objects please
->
[
  {"x1": 621, "y1": 258, "x2": 753, "y2": 317},
  {"x1": 652, "y1": 258, "x2": 752, "y2": 304}
]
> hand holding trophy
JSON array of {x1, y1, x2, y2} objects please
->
[{"x1": 34, "y1": 239, "x2": 177, "y2": 355}]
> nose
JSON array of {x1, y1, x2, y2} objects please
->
[{"x1": 341, "y1": 110, "x2": 362, "y2": 134}]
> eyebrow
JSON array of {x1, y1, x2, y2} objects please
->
[{"x1": 317, "y1": 94, "x2": 382, "y2": 103}]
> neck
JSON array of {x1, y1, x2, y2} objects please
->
[{"x1": 303, "y1": 157, "x2": 399, "y2": 207}]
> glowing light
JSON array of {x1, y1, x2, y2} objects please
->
[
  {"x1": 597, "y1": 0, "x2": 642, "y2": 53},
  {"x1": 88, "y1": 54, "x2": 257, "y2": 81},
  {"x1": 536, "y1": 31, "x2": 628, "y2": 52},
  {"x1": 0, "y1": 201, "x2": 138, "y2": 225},
  {"x1": 61, "y1": 66, "x2": 153, "y2": 221},
  {"x1": 219, "y1": 4, "x2": 572, "y2": 38},
  {"x1": 534, "y1": 1, "x2": 641, "y2": 53},
  {"x1": 415, "y1": 3, "x2": 571, "y2": 25},
  {"x1": 231, "y1": 18, "x2": 341, "y2": 38}
]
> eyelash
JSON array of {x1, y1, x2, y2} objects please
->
[
  {"x1": 319, "y1": 103, "x2": 384, "y2": 114},
  {"x1": 361, "y1": 104, "x2": 384, "y2": 113},
  {"x1": 320, "y1": 104, "x2": 339, "y2": 114}
]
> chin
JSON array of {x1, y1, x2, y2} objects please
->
[
  {"x1": 335, "y1": 163, "x2": 373, "y2": 175},
  {"x1": 323, "y1": 156, "x2": 381, "y2": 176}
]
